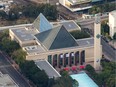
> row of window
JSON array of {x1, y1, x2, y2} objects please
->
[{"x1": 48, "y1": 51, "x2": 85, "y2": 67}]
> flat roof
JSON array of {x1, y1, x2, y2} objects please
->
[
  {"x1": 11, "y1": 27, "x2": 35, "y2": 42},
  {"x1": 64, "y1": 5, "x2": 92, "y2": 12},
  {"x1": 23, "y1": 45, "x2": 45, "y2": 54},
  {"x1": 51, "y1": 21, "x2": 81, "y2": 31},
  {"x1": 110, "y1": 10, "x2": 116, "y2": 17},
  {"x1": 60, "y1": 20, "x2": 81, "y2": 31},
  {"x1": 68, "y1": 0, "x2": 91, "y2": 5},
  {"x1": 70, "y1": 71, "x2": 98, "y2": 87},
  {"x1": 0, "y1": 72, "x2": 18, "y2": 87},
  {"x1": 35, "y1": 60, "x2": 61, "y2": 78},
  {"x1": 76, "y1": 38, "x2": 94, "y2": 46}
]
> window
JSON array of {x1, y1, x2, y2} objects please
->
[
  {"x1": 59, "y1": 54, "x2": 63, "y2": 66},
  {"x1": 71, "y1": 52, "x2": 74, "y2": 64},
  {"x1": 53, "y1": 54, "x2": 57, "y2": 67},
  {"x1": 80, "y1": 50, "x2": 85, "y2": 65},
  {"x1": 65, "y1": 53, "x2": 69, "y2": 65},
  {"x1": 48, "y1": 55, "x2": 52, "y2": 64}
]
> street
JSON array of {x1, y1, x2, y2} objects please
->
[
  {"x1": 101, "y1": 38, "x2": 116, "y2": 61},
  {"x1": 0, "y1": 51, "x2": 30, "y2": 87},
  {"x1": 76, "y1": 15, "x2": 108, "y2": 29},
  {"x1": 77, "y1": 17, "x2": 116, "y2": 60}
]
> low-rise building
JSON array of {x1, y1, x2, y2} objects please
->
[
  {"x1": 59, "y1": 0, "x2": 102, "y2": 12},
  {"x1": 9, "y1": 13, "x2": 102, "y2": 69},
  {"x1": 109, "y1": 10, "x2": 116, "y2": 38}
]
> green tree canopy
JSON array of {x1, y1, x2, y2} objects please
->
[
  {"x1": 12, "y1": 49, "x2": 26, "y2": 64},
  {"x1": 85, "y1": 61, "x2": 116, "y2": 87},
  {"x1": 22, "y1": 3, "x2": 57, "y2": 20},
  {"x1": 20, "y1": 61, "x2": 48, "y2": 87},
  {"x1": 70, "y1": 30, "x2": 90, "y2": 39},
  {"x1": 1, "y1": 38, "x2": 19, "y2": 53},
  {"x1": 101, "y1": 21, "x2": 109, "y2": 36},
  {"x1": 89, "y1": 3, "x2": 116, "y2": 14},
  {"x1": 113, "y1": 33, "x2": 116, "y2": 40}
]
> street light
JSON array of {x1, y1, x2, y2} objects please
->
[
  {"x1": 56, "y1": 2, "x2": 60, "y2": 21},
  {"x1": 46, "y1": 0, "x2": 49, "y2": 3}
]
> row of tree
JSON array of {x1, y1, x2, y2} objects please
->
[
  {"x1": 0, "y1": 30, "x2": 77, "y2": 87},
  {"x1": 85, "y1": 59, "x2": 116, "y2": 87},
  {"x1": 101, "y1": 21, "x2": 109, "y2": 36},
  {"x1": 0, "y1": 30, "x2": 49, "y2": 87},
  {"x1": 70, "y1": 30, "x2": 90, "y2": 39},
  {"x1": 0, "y1": 3, "x2": 57, "y2": 21},
  {"x1": 51, "y1": 70, "x2": 78, "y2": 87},
  {"x1": 89, "y1": 2, "x2": 115, "y2": 14},
  {"x1": 20, "y1": 61, "x2": 49, "y2": 87},
  {"x1": 101, "y1": 21, "x2": 116, "y2": 41}
]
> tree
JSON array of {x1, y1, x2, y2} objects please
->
[
  {"x1": 7, "y1": 10, "x2": 20, "y2": 20},
  {"x1": 101, "y1": 22, "x2": 109, "y2": 36},
  {"x1": 20, "y1": 61, "x2": 48, "y2": 87},
  {"x1": 70, "y1": 30, "x2": 90, "y2": 39},
  {"x1": 52, "y1": 70, "x2": 77, "y2": 87},
  {"x1": 0, "y1": 30, "x2": 9, "y2": 41},
  {"x1": 106, "y1": 74, "x2": 116, "y2": 87},
  {"x1": 72, "y1": 79, "x2": 79, "y2": 87},
  {"x1": 85, "y1": 61, "x2": 116, "y2": 87},
  {"x1": 0, "y1": 10, "x2": 7, "y2": 19},
  {"x1": 113, "y1": 33, "x2": 116, "y2": 40},
  {"x1": 89, "y1": 3, "x2": 116, "y2": 14},
  {"x1": 12, "y1": 49, "x2": 26, "y2": 65},
  {"x1": 60, "y1": 70, "x2": 68, "y2": 76},
  {"x1": 22, "y1": 3, "x2": 58, "y2": 20},
  {"x1": 0, "y1": 37, "x2": 20, "y2": 54},
  {"x1": 43, "y1": 4, "x2": 57, "y2": 20}
]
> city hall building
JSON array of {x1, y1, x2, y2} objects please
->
[{"x1": 9, "y1": 13, "x2": 102, "y2": 68}]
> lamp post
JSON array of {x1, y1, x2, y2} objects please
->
[
  {"x1": 46, "y1": 0, "x2": 49, "y2": 3},
  {"x1": 56, "y1": 2, "x2": 60, "y2": 21}
]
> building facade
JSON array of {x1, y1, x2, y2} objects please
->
[
  {"x1": 59, "y1": 0, "x2": 102, "y2": 12},
  {"x1": 9, "y1": 13, "x2": 102, "y2": 68},
  {"x1": 109, "y1": 10, "x2": 116, "y2": 38}
]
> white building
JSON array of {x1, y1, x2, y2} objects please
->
[
  {"x1": 59, "y1": 0, "x2": 102, "y2": 12},
  {"x1": 109, "y1": 10, "x2": 116, "y2": 38},
  {"x1": 59, "y1": 0, "x2": 92, "y2": 12}
]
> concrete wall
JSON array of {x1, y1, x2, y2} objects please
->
[
  {"x1": 9, "y1": 29, "x2": 37, "y2": 47},
  {"x1": 59, "y1": 0, "x2": 65, "y2": 6},
  {"x1": 26, "y1": 46, "x2": 94, "y2": 64}
]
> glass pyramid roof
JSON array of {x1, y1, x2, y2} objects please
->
[{"x1": 33, "y1": 13, "x2": 53, "y2": 32}]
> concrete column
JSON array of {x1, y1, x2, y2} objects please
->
[
  {"x1": 59, "y1": 54, "x2": 63, "y2": 67},
  {"x1": 69, "y1": 52, "x2": 75, "y2": 66},
  {"x1": 51, "y1": 55, "x2": 53, "y2": 66},
  {"x1": 63, "y1": 53, "x2": 66, "y2": 67},
  {"x1": 75, "y1": 51, "x2": 79, "y2": 65},
  {"x1": 73, "y1": 52, "x2": 76, "y2": 65},
  {"x1": 94, "y1": 15, "x2": 102, "y2": 70},
  {"x1": 57, "y1": 54, "x2": 59, "y2": 67},
  {"x1": 79, "y1": 51, "x2": 81, "y2": 65},
  {"x1": 69, "y1": 53, "x2": 71, "y2": 66}
]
